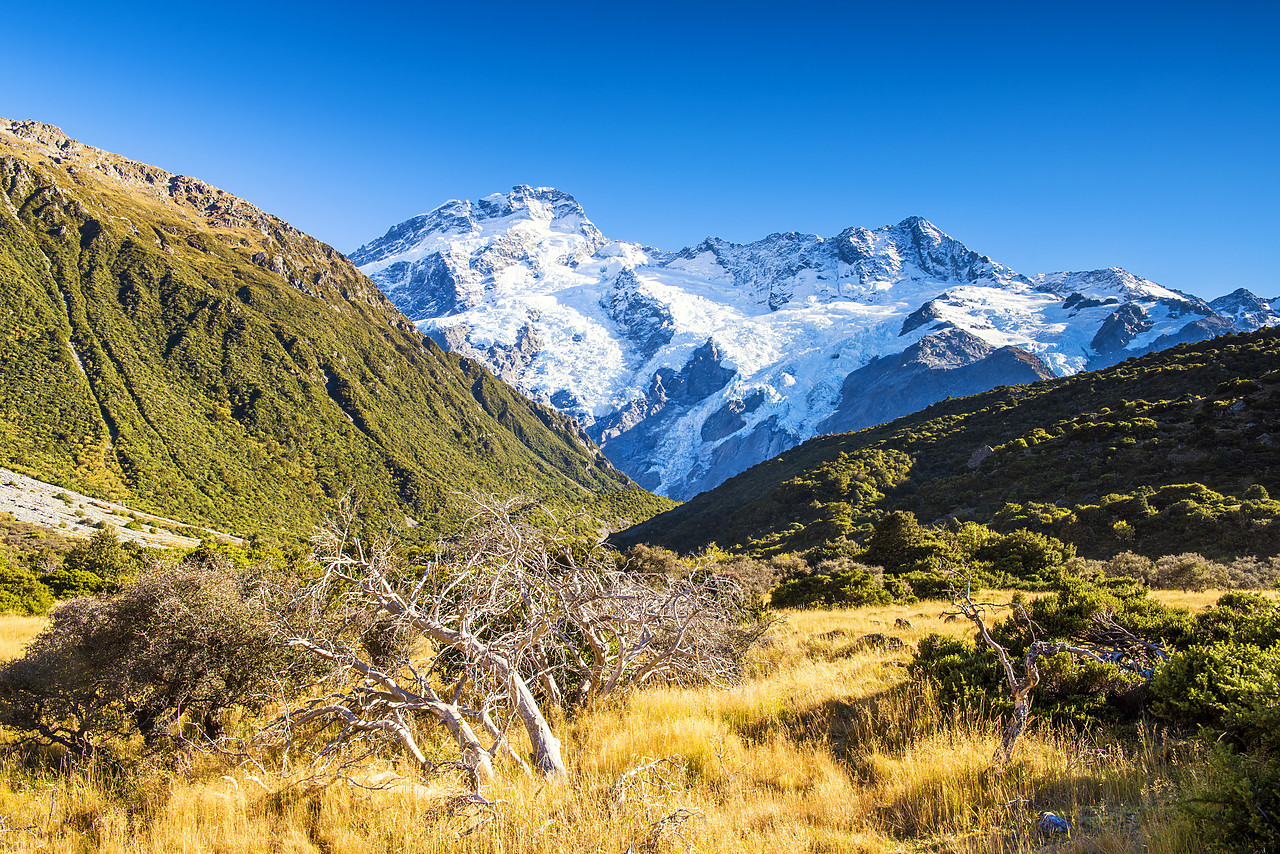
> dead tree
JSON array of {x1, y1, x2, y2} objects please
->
[
  {"x1": 950, "y1": 578, "x2": 1166, "y2": 764},
  {"x1": 270, "y1": 494, "x2": 769, "y2": 783}
]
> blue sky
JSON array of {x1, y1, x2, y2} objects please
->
[{"x1": 3, "y1": 1, "x2": 1276, "y2": 298}]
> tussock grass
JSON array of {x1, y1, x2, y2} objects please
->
[
  {"x1": 0, "y1": 599, "x2": 1204, "y2": 852},
  {"x1": 0, "y1": 614, "x2": 44, "y2": 661}
]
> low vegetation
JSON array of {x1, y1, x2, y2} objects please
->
[
  {"x1": 0, "y1": 493, "x2": 1275, "y2": 853},
  {"x1": 1, "y1": 586, "x2": 1272, "y2": 852}
]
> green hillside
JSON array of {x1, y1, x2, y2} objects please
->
[
  {"x1": 0, "y1": 120, "x2": 670, "y2": 539},
  {"x1": 615, "y1": 327, "x2": 1280, "y2": 560}
]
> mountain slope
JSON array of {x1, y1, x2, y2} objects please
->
[
  {"x1": 0, "y1": 121, "x2": 660, "y2": 538},
  {"x1": 611, "y1": 327, "x2": 1280, "y2": 560},
  {"x1": 354, "y1": 186, "x2": 1277, "y2": 500}
]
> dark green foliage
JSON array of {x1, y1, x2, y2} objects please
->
[
  {"x1": 910, "y1": 634, "x2": 1002, "y2": 709},
  {"x1": 0, "y1": 556, "x2": 288, "y2": 755},
  {"x1": 760, "y1": 511, "x2": 1082, "y2": 606},
  {"x1": 912, "y1": 571, "x2": 1195, "y2": 728},
  {"x1": 1152, "y1": 642, "x2": 1280, "y2": 749},
  {"x1": 1193, "y1": 592, "x2": 1280, "y2": 647},
  {"x1": 1182, "y1": 743, "x2": 1280, "y2": 854},
  {"x1": 0, "y1": 555, "x2": 53, "y2": 615},
  {"x1": 40, "y1": 527, "x2": 144, "y2": 597},
  {"x1": 1154, "y1": 632, "x2": 1280, "y2": 851},
  {"x1": 993, "y1": 568, "x2": 1195, "y2": 653},
  {"x1": 911, "y1": 576, "x2": 1280, "y2": 850},
  {"x1": 771, "y1": 559, "x2": 894, "y2": 609},
  {"x1": 860, "y1": 511, "x2": 945, "y2": 575},
  {"x1": 615, "y1": 328, "x2": 1280, "y2": 562},
  {"x1": 974, "y1": 529, "x2": 1072, "y2": 587}
]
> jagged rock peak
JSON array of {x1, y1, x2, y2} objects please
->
[
  {"x1": 832, "y1": 216, "x2": 1028, "y2": 287},
  {"x1": 476, "y1": 185, "x2": 590, "y2": 224},
  {"x1": 0, "y1": 118, "x2": 78, "y2": 150}
]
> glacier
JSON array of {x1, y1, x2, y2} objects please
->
[{"x1": 351, "y1": 186, "x2": 1280, "y2": 500}]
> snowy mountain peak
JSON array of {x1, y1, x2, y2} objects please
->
[
  {"x1": 354, "y1": 190, "x2": 1276, "y2": 499},
  {"x1": 1209, "y1": 287, "x2": 1280, "y2": 332},
  {"x1": 350, "y1": 185, "x2": 603, "y2": 270},
  {"x1": 475, "y1": 185, "x2": 591, "y2": 227}
]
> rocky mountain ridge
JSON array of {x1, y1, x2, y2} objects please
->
[{"x1": 355, "y1": 187, "x2": 1280, "y2": 500}]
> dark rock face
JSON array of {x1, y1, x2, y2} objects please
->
[
  {"x1": 819, "y1": 328, "x2": 1054, "y2": 436},
  {"x1": 602, "y1": 270, "x2": 675, "y2": 357},
  {"x1": 899, "y1": 297, "x2": 948, "y2": 336},
  {"x1": 660, "y1": 340, "x2": 736, "y2": 402},
  {"x1": 676, "y1": 415, "x2": 796, "y2": 499},
  {"x1": 1063, "y1": 292, "x2": 1118, "y2": 313},
  {"x1": 1091, "y1": 304, "x2": 1154, "y2": 356},
  {"x1": 429, "y1": 322, "x2": 543, "y2": 388},
  {"x1": 374, "y1": 254, "x2": 469, "y2": 318},
  {"x1": 701, "y1": 390, "x2": 767, "y2": 443}
]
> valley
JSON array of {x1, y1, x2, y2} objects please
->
[{"x1": 0, "y1": 119, "x2": 1274, "y2": 854}]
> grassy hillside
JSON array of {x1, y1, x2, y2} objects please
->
[
  {"x1": 0, "y1": 120, "x2": 670, "y2": 538},
  {"x1": 616, "y1": 327, "x2": 1280, "y2": 559}
]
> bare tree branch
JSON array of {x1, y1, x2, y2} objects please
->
[
  {"x1": 268, "y1": 493, "x2": 770, "y2": 789},
  {"x1": 947, "y1": 569, "x2": 1167, "y2": 765}
]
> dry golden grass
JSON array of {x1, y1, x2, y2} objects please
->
[
  {"x1": 0, "y1": 614, "x2": 45, "y2": 661},
  {"x1": 0, "y1": 596, "x2": 1211, "y2": 853},
  {"x1": 1149, "y1": 587, "x2": 1278, "y2": 610}
]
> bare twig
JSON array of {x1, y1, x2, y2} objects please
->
[
  {"x1": 946, "y1": 568, "x2": 1166, "y2": 764},
  {"x1": 267, "y1": 493, "x2": 770, "y2": 794}
]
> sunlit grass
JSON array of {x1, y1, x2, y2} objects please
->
[
  {"x1": 0, "y1": 598, "x2": 1212, "y2": 852},
  {"x1": 0, "y1": 614, "x2": 45, "y2": 661}
]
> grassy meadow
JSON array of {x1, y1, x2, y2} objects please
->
[{"x1": 0, "y1": 591, "x2": 1244, "y2": 853}]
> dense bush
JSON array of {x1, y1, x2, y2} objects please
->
[
  {"x1": 0, "y1": 557, "x2": 53, "y2": 615},
  {"x1": 40, "y1": 528, "x2": 145, "y2": 598},
  {"x1": 0, "y1": 556, "x2": 287, "y2": 756},
  {"x1": 1152, "y1": 642, "x2": 1280, "y2": 748},
  {"x1": 911, "y1": 574, "x2": 1280, "y2": 850},
  {"x1": 911, "y1": 569, "x2": 1196, "y2": 728},
  {"x1": 771, "y1": 558, "x2": 896, "y2": 609}
]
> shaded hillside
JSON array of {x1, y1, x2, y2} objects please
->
[
  {"x1": 615, "y1": 328, "x2": 1280, "y2": 559},
  {"x1": 0, "y1": 120, "x2": 668, "y2": 538}
]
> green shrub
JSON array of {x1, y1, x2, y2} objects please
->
[
  {"x1": 911, "y1": 634, "x2": 1002, "y2": 709},
  {"x1": 771, "y1": 559, "x2": 894, "y2": 609},
  {"x1": 1153, "y1": 552, "x2": 1225, "y2": 591},
  {"x1": 40, "y1": 566, "x2": 108, "y2": 598},
  {"x1": 1181, "y1": 742, "x2": 1280, "y2": 854},
  {"x1": 0, "y1": 559, "x2": 54, "y2": 615},
  {"x1": 1152, "y1": 642, "x2": 1280, "y2": 751},
  {"x1": 1194, "y1": 592, "x2": 1280, "y2": 648},
  {"x1": 975, "y1": 529, "x2": 1073, "y2": 586}
]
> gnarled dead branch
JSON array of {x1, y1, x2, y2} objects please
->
[
  {"x1": 270, "y1": 494, "x2": 769, "y2": 785},
  {"x1": 949, "y1": 574, "x2": 1166, "y2": 764}
]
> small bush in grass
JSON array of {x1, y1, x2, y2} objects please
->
[
  {"x1": 771, "y1": 559, "x2": 895, "y2": 608},
  {"x1": 0, "y1": 556, "x2": 287, "y2": 756}
]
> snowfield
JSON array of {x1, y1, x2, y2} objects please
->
[{"x1": 352, "y1": 186, "x2": 1279, "y2": 499}]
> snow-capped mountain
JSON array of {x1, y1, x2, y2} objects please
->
[{"x1": 352, "y1": 186, "x2": 1278, "y2": 499}]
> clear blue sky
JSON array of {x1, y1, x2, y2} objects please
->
[{"x1": 3, "y1": 1, "x2": 1277, "y2": 298}]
